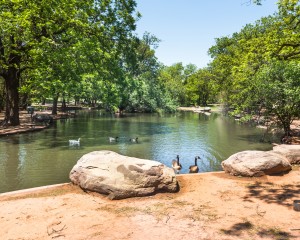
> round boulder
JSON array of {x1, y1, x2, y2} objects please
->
[
  {"x1": 272, "y1": 144, "x2": 300, "y2": 165},
  {"x1": 69, "y1": 151, "x2": 178, "y2": 199},
  {"x1": 221, "y1": 150, "x2": 292, "y2": 177}
]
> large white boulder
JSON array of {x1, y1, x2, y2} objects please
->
[
  {"x1": 272, "y1": 144, "x2": 300, "y2": 164},
  {"x1": 69, "y1": 151, "x2": 178, "y2": 199},
  {"x1": 221, "y1": 150, "x2": 292, "y2": 177}
]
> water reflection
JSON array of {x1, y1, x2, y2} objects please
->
[{"x1": 0, "y1": 110, "x2": 272, "y2": 193}]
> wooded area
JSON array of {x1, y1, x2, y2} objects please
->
[{"x1": 0, "y1": 0, "x2": 299, "y2": 137}]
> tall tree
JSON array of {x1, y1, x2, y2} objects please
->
[
  {"x1": 207, "y1": 0, "x2": 300, "y2": 139},
  {"x1": 0, "y1": 0, "x2": 138, "y2": 125},
  {"x1": 185, "y1": 68, "x2": 217, "y2": 106},
  {"x1": 254, "y1": 60, "x2": 300, "y2": 136},
  {"x1": 158, "y1": 63, "x2": 196, "y2": 106},
  {"x1": 275, "y1": 0, "x2": 300, "y2": 60}
]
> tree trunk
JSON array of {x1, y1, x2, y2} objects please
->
[
  {"x1": 4, "y1": 65, "x2": 20, "y2": 126},
  {"x1": 283, "y1": 122, "x2": 291, "y2": 137},
  {"x1": 61, "y1": 97, "x2": 66, "y2": 112},
  {"x1": 2, "y1": 36, "x2": 21, "y2": 126},
  {"x1": 0, "y1": 87, "x2": 5, "y2": 113},
  {"x1": 52, "y1": 95, "x2": 59, "y2": 115},
  {"x1": 20, "y1": 93, "x2": 29, "y2": 110}
]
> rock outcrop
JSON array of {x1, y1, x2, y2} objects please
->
[
  {"x1": 272, "y1": 144, "x2": 300, "y2": 164},
  {"x1": 221, "y1": 150, "x2": 292, "y2": 177},
  {"x1": 69, "y1": 151, "x2": 178, "y2": 199}
]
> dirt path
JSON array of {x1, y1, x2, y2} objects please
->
[{"x1": 1, "y1": 171, "x2": 300, "y2": 240}]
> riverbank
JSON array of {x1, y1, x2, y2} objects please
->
[
  {"x1": 178, "y1": 106, "x2": 300, "y2": 145},
  {"x1": 1, "y1": 171, "x2": 300, "y2": 240},
  {"x1": 0, "y1": 110, "x2": 73, "y2": 137}
]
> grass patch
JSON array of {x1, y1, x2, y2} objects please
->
[
  {"x1": 96, "y1": 204, "x2": 140, "y2": 217},
  {"x1": 171, "y1": 200, "x2": 191, "y2": 207},
  {"x1": 89, "y1": 231, "x2": 103, "y2": 237},
  {"x1": 185, "y1": 202, "x2": 219, "y2": 222}
]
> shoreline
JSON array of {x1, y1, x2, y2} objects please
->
[
  {"x1": 0, "y1": 110, "x2": 74, "y2": 137},
  {"x1": 0, "y1": 183, "x2": 71, "y2": 197},
  {"x1": 1, "y1": 171, "x2": 299, "y2": 239}
]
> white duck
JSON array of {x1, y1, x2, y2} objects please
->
[
  {"x1": 109, "y1": 136, "x2": 119, "y2": 142},
  {"x1": 69, "y1": 138, "x2": 80, "y2": 146},
  {"x1": 129, "y1": 137, "x2": 138, "y2": 143}
]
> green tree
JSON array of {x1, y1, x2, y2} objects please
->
[
  {"x1": 158, "y1": 63, "x2": 197, "y2": 106},
  {"x1": 114, "y1": 32, "x2": 178, "y2": 113},
  {"x1": 208, "y1": 2, "x2": 300, "y2": 137},
  {"x1": 0, "y1": 0, "x2": 138, "y2": 125},
  {"x1": 254, "y1": 60, "x2": 300, "y2": 136},
  {"x1": 275, "y1": 0, "x2": 300, "y2": 60},
  {"x1": 185, "y1": 68, "x2": 218, "y2": 106}
]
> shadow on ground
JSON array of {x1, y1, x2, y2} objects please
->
[
  {"x1": 220, "y1": 220, "x2": 297, "y2": 240},
  {"x1": 243, "y1": 181, "x2": 300, "y2": 207}
]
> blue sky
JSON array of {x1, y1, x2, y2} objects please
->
[{"x1": 135, "y1": 0, "x2": 279, "y2": 68}]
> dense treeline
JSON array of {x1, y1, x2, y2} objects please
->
[
  {"x1": 1, "y1": 0, "x2": 300, "y2": 138},
  {"x1": 205, "y1": 0, "x2": 300, "y2": 137}
]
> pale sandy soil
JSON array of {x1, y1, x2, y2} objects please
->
[{"x1": 1, "y1": 171, "x2": 300, "y2": 240}]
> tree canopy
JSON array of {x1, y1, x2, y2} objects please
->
[
  {"x1": 0, "y1": 0, "x2": 138, "y2": 125},
  {"x1": 207, "y1": 0, "x2": 300, "y2": 136},
  {"x1": 1, "y1": 0, "x2": 299, "y2": 141}
]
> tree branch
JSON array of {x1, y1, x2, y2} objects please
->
[{"x1": 276, "y1": 43, "x2": 300, "y2": 59}]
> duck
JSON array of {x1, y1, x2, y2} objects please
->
[
  {"x1": 69, "y1": 138, "x2": 80, "y2": 146},
  {"x1": 129, "y1": 137, "x2": 138, "y2": 143},
  {"x1": 172, "y1": 155, "x2": 182, "y2": 174},
  {"x1": 189, "y1": 156, "x2": 200, "y2": 173},
  {"x1": 109, "y1": 136, "x2": 119, "y2": 142}
]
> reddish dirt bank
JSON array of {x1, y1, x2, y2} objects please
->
[{"x1": 1, "y1": 171, "x2": 300, "y2": 240}]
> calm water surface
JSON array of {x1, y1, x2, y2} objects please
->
[{"x1": 0, "y1": 110, "x2": 272, "y2": 193}]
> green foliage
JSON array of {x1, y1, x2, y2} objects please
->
[
  {"x1": 3, "y1": 0, "x2": 299, "y2": 128},
  {"x1": 158, "y1": 63, "x2": 197, "y2": 107},
  {"x1": 255, "y1": 60, "x2": 300, "y2": 135},
  {"x1": 185, "y1": 68, "x2": 218, "y2": 106},
  {"x1": 276, "y1": 0, "x2": 300, "y2": 60},
  {"x1": 207, "y1": 0, "x2": 300, "y2": 137}
]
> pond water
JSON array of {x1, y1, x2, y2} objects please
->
[{"x1": 0, "y1": 110, "x2": 272, "y2": 193}]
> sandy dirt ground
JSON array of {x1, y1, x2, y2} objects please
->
[{"x1": 1, "y1": 171, "x2": 300, "y2": 240}]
